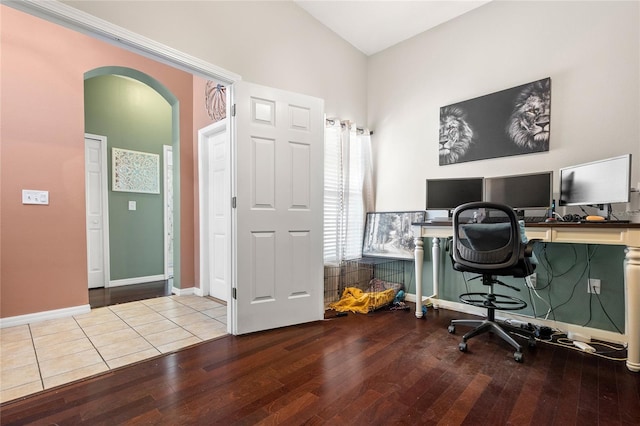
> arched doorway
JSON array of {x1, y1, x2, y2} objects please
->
[{"x1": 84, "y1": 66, "x2": 180, "y2": 301}]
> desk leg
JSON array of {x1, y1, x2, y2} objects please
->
[
  {"x1": 431, "y1": 238, "x2": 440, "y2": 307},
  {"x1": 626, "y1": 246, "x2": 640, "y2": 372},
  {"x1": 414, "y1": 237, "x2": 424, "y2": 318}
]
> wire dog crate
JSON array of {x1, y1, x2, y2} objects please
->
[{"x1": 324, "y1": 258, "x2": 405, "y2": 312}]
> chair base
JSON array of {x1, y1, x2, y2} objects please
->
[{"x1": 448, "y1": 318, "x2": 536, "y2": 362}]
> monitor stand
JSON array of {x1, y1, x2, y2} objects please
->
[
  {"x1": 596, "y1": 204, "x2": 612, "y2": 220},
  {"x1": 431, "y1": 212, "x2": 452, "y2": 223}
]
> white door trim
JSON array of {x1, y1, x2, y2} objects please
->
[
  {"x1": 198, "y1": 126, "x2": 210, "y2": 296},
  {"x1": 163, "y1": 145, "x2": 173, "y2": 280},
  {"x1": 85, "y1": 133, "x2": 110, "y2": 288}
]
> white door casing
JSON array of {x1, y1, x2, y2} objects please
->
[
  {"x1": 198, "y1": 119, "x2": 230, "y2": 301},
  {"x1": 85, "y1": 134, "x2": 110, "y2": 289},
  {"x1": 163, "y1": 145, "x2": 174, "y2": 280},
  {"x1": 232, "y1": 81, "x2": 325, "y2": 335}
]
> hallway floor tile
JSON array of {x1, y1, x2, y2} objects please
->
[{"x1": 0, "y1": 295, "x2": 227, "y2": 403}]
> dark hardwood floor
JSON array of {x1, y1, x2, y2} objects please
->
[
  {"x1": 89, "y1": 280, "x2": 173, "y2": 308},
  {"x1": 1, "y1": 305, "x2": 639, "y2": 425}
]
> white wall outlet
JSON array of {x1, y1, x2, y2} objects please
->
[
  {"x1": 588, "y1": 278, "x2": 601, "y2": 294},
  {"x1": 22, "y1": 189, "x2": 49, "y2": 205},
  {"x1": 128, "y1": 201, "x2": 137, "y2": 211}
]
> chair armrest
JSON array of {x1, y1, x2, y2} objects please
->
[
  {"x1": 445, "y1": 237, "x2": 453, "y2": 252},
  {"x1": 524, "y1": 239, "x2": 541, "y2": 257}
]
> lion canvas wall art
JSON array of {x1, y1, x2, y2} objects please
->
[{"x1": 439, "y1": 77, "x2": 551, "y2": 165}]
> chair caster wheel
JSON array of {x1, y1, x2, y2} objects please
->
[
  {"x1": 514, "y1": 352, "x2": 524, "y2": 362},
  {"x1": 448, "y1": 325, "x2": 455, "y2": 334},
  {"x1": 459, "y1": 342, "x2": 467, "y2": 352}
]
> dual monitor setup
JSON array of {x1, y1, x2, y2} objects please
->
[{"x1": 426, "y1": 154, "x2": 633, "y2": 223}]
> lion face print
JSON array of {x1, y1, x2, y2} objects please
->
[
  {"x1": 507, "y1": 80, "x2": 551, "y2": 151},
  {"x1": 439, "y1": 106, "x2": 474, "y2": 165}
]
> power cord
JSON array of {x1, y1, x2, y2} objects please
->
[
  {"x1": 524, "y1": 276, "x2": 552, "y2": 319},
  {"x1": 546, "y1": 245, "x2": 595, "y2": 317},
  {"x1": 580, "y1": 245, "x2": 624, "y2": 334},
  {"x1": 552, "y1": 336, "x2": 627, "y2": 361}
]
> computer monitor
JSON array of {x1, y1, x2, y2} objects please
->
[
  {"x1": 484, "y1": 171, "x2": 553, "y2": 211},
  {"x1": 559, "y1": 154, "x2": 632, "y2": 208},
  {"x1": 425, "y1": 177, "x2": 484, "y2": 213}
]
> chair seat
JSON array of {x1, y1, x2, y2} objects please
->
[{"x1": 452, "y1": 260, "x2": 535, "y2": 278}]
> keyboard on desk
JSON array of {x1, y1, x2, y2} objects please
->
[
  {"x1": 478, "y1": 216, "x2": 548, "y2": 224},
  {"x1": 424, "y1": 218, "x2": 452, "y2": 225},
  {"x1": 549, "y1": 219, "x2": 631, "y2": 224},
  {"x1": 581, "y1": 219, "x2": 630, "y2": 224}
]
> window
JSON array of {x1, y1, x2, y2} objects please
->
[{"x1": 323, "y1": 119, "x2": 373, "y2": 265}]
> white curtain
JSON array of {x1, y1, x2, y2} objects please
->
[
  {"x1": 361, "y1": 131, "x2": 375, "y2": 214},
  {"x1": 323, "y1": 118, "x2": 374, "y2": 265}
]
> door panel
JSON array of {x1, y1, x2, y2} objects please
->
[
  {"x1": 251, "y1": 231, "x2": 276, "y2": 302},
  {"x1": 252, "y1": 137, "x2": 275, "y2": 208},
  {"x1": 233, "y1": 81, "x2": 324, "y2": 334}
]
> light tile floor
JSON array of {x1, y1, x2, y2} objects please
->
[{"x1": 0, "y1": 295, "x2": 227, "y2": 404}]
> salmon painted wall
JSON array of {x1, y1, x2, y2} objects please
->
[
  {"x1": 191, "y1": 76, "x2": 223, "y2": 287},
  {"x1": 0, "y1": 5, "x2": 196, "y2": 318}
]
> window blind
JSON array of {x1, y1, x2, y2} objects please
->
[{"x1": 323, "y1": 119, "x2": 372, "y2": 265}]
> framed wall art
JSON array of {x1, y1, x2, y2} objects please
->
[
  {"x1": 439, "y1": 77, "x2": 551, "y2": 165},
  {"x1": 112, "y1": 147, "x2": 160, "y2": 194},
  {"x1": 362, "y1": 211, "x2": 426, "y2": 260}
]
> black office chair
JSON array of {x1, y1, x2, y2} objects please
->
[{"x1": 447, "y1": 202, "x2": 538, "y2": 362}]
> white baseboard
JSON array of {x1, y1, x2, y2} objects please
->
[
  {"x1": 193, "y1": 287, "x2": 204, "y2": 297},
  {"x1": 172, "y1": 286, "x2": 196, "y2": 296},
  {"x1": 408, "y1": 293, "x2": 627, "y2": 345},
  {"x1": 109, "y1": 274, "x2": 166, "y2": 287},
  {"x1": 0, "y1": 304, "x2": 91, "y2": 328}
]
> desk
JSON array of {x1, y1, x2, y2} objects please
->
[{"x1": 412, "y1": 221, "x2": 640, "y2": 372}]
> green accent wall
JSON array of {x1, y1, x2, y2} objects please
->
[
  {"x1": 85, "y1": 75, "x2": 172, "y2": 281},
  {"x1": 410, "y1": 240, "x2": 626, "y2": 334}
]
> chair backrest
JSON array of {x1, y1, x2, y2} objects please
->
[{"x1": 451, "y1": 202, "x2": 523, "y2": 273}]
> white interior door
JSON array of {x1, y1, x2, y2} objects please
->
[
  {"x1": 85, "y1": 134, "x2": 110, "y2": 289},
  {"x1": 198, "y1": 119, "x2": 230, "y2": 301},
  {"x1": 232, "y1": 81, "x2": 324, "y2": 335}
]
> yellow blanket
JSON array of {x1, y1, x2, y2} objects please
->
[{"x1": 329, "y1": 287, "x2": 396, "y2": 314}]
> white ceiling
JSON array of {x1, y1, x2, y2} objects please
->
[{"x1": 294, "y1": 1, "x2": 492, "y2": 56}]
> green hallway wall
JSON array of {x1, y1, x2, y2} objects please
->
[{"x1": 85, "y1": 75, "x2": 171, "y2": 281}]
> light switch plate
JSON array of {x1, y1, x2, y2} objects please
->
[
  {"x1": 128, "y1": 201, "x2": 137, "y2": 211},
  {"x1": 22, "y1": 190, "x2": 49, "y2": 205}
]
